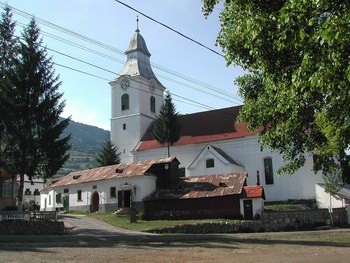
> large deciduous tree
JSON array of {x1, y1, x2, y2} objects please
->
[
  {"x1": 203, "y1": 0, "x2": 350, "y2": 183},
  {"x1": 96, "y1": 139, "x2": 121, "y2": 167},
  {"x1": 152, "y1": 92, "x2": 181, "y2": 157},
  {"x1": 0, "y1": 8, "x2": 71, "y2": 210}
]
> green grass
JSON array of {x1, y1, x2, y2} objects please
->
[
  {"x1": 88, "y1": 212, "x2": 237, "y2": 232},
  {"x1": 264, "y1": 204, "x2": 302, "y2": 211}
]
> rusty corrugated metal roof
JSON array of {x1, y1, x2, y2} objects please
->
[
  {"x1": 145, "y1": 172, "x2": 247, "y2": 200},
  {"x1": 51, "y1": 157, "x2": 177, "y2": 188}
]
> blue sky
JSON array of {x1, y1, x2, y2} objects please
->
[{"x1": 3, "y1": 0, "x2": 244, "y2": 130}]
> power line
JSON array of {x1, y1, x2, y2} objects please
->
[
  {"x1": 6, "y1": 2, "x2": 243, "y2": 104},
  {"x1": 113, "y1": 0, "x2": 225, "y2": 58}
]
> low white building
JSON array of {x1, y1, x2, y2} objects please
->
[
  {"x1": 40, "y1": 158, "x2": 180, "y2": 212},
  {"x1": 316, "y1": 183, "x2": 350, "y2": 209}
]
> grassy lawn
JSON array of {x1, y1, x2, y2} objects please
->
[
  {"x1": 264, "y1": 203, "x2": 304, "y2": 211},
  {"x1": 88, "y1": 212, "x2": 237, "y2": 232}
]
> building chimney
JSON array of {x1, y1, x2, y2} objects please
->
[{"x1": 256, "y1": 170, "x2": 260, "y2": 185}]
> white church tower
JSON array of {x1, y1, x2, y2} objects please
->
[{"x1": 110, "y1": 25, "x2": 165, "y2": 163}]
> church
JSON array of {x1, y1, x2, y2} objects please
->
[{"x1": 109, "y1": 27, "x2": 324, "y2": 203}]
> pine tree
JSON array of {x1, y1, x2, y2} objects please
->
[
  {"x1": 0, "y1": 5, "x2": 18, "y2": 173},
  {"x1": 0, "y1": 14, "x2": 71, "y2": 210},
  {"x1": 152, "y1": 92, "x2": 181, "y2": 157},
  {"x1": 96, "y1": 140, "x2": 121, "y2": 167}
]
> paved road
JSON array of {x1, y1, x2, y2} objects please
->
[{"x1": 58, "y1": 214, "x2": 152, "y2": 236}]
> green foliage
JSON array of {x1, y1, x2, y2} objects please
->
[
  {"x1": 203, "y1": 0, "x2": 350, "y2": 183},
  {"x1": 152, "y1": 92, "x2": 181, "y2": 157},
  {"x1": 0, "y1": 7, "x2": 70, "y2": 208},
  {"x1": 96, "y1": 139, "x2": 121, "y2": 167}
]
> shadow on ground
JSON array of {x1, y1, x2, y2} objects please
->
[{"x1": 0, "y1": 229, "x2": 349, "y2": 253}]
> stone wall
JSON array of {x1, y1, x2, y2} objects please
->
[
  {"x1": 147, "y1": 208, "x2": 348, "y2": 234},
  {"x1": 148, "y1": 221, "x2": 261, "y2": 234},
  {"x1": 0, "y1": 221, "x2": 65, "y2": 235},
  {"x1": 261, "y1": 208, "x2": 348, "y2": 231}
]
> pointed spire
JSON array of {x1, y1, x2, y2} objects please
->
[{"x1": 136, "y1": 15, "x2": 140, "y2": 33}]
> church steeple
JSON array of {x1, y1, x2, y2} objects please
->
[{"x1": 119, "y1": 20, "x2": 163, "y2": 86}]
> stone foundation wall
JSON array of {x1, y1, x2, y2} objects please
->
[
  {"x1": 147, "y1": 208, "x2": 348, "y2": 234},
  {"x1": 148, "y1": 221, "x2": 261, "y2": 234},
  {"x1": 0, "y1": 221, "x2": 65, "y2": 235},
  {"x1": 261, "y1": 208, "x2": 348, "y2": 231}
]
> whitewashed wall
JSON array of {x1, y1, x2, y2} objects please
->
[
  {"x1": 315, "y1": 183, "x2": 346, "y2": 209},
  {"x1": 41, "y1": 175, "x2": 156, "y2": 212},
  {"x1": 239, "y1": 198, "x2": 264, "y2": 218},
  {"x1": 133, "y1": 135, "x2": 324, "y2": 202}
]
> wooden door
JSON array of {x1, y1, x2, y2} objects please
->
[
  {"x1": 243, "y1": 200, "x2": 253, "y2": 220},
  {"x1": 91, "y1": 191, "x2": 99, "y2": 212}
]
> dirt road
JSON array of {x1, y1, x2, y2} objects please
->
[{"x1": 0, "y1": 215, "x2": 349, "y2": 262}]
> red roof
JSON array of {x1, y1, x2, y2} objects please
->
[
  {"x1": 135, "y1": 106, "x2": 255, "y2": 151},
  {"x1": 242, "y1": 186, "x2": 265, "y2": 199}
]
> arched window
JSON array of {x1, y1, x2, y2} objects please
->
[
  {"x1": 121, "y1": 94, "x2": 129, "y2": 111},
  {"x1": 264, "y1": 157, "x2": 274, "y2": 185},
  {"x1": 150, "y1": 96, "x2": 156, "y2": 113}
]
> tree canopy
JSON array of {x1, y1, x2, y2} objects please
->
[
  {"x1": 96, "y1": 139, "x2": 121, "y2": 167},
  {"x1": 203, "y1": 0, "x2": 350, "y2": 182},
  {"x1": 0, "y1": 7, "x2": 71, "y2": 209},
  {"x1": 152, "y1": 92, "x2": 181, "y2": 157}
]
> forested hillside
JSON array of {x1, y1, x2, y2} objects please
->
[{"x1": 54, "y1": 119, "x2": 110, "y2": 177}]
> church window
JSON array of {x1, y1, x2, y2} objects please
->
[
  {"x1": 264, "y1": 157, "x2": 274, "y2": 185},
  {"x1": 206, "y1": 158, "x2": 215, "y2": 168},
  {"x1": 150, "y1": 96, "x2": 156, "y2": 113},
  {"x1": 121, "y1": 94, "x2": 129, "y2": 110}
]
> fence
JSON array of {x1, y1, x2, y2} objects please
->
[{"x1": 0, "y1": 211, "x2": 57, "y2": 221}]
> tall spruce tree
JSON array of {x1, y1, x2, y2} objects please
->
[
  {"x1": 0, "y1": 6, "x2": 18, "y2": 173},
  {"x1": 96, "y1": 139, "x2": 121, "y2": 167},
  {"x1": 0, "y1": 13, "x2": 70, "y2": 210},
  {"x1": 152, "y1": 92, "x2": 181, "y2": 157}
]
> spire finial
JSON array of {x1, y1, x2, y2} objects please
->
[{"x1": 136, "y1": 15, "x2": 140, "y2": 32}]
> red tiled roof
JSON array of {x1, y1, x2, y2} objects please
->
[
  {"x1": 144, "y1": 172, "x2": 247, "y2": 200},
  {"x1": 242, "y1": 186, "x2": 265, "y2": 199},
  {"x1": 135, "y1": 106, "x2": 255, "y2": 151}
]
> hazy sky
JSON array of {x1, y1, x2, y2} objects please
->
[{"x1": 3, "y1": 0, "x2": 244, "y2": 130}]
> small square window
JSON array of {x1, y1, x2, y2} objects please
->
[
  {"x1": 206, "y1": 159, "x2": 215, "y2": 168},
  {"x1": 93, "y1": 185, "x2": 97, "y2": 189},
  {"x1": 123, "y1": 123, "x2": 126, "y2": 130},
  {"x1": 64, "y1": 188, "x2": 69, "y2": 193},
  {"x1": 110, "y1": 187, "x2": 116, "y2": 198}
]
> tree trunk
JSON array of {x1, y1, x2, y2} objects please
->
[
  {"x1": 167, "y1": 141, "x2": 170, "y2": 157},
  {"x1": 339, "y1": 150, "x2": 350, "y2": 184},
  {"x1": 17, "y1": 173, "x2": 24, "y2": 211}
]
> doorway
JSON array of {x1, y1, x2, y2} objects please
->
[
  {"x1": 91, "y1": 191, "x2": 99, "y2": 212},
  {"x1": 243, "y1": 200, "x2": 253, "y2": 220},
  {"x1": 118, "y1": 190, "x2": 131, "y2": 208}
]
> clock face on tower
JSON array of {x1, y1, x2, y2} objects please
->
[{"x1": 121, "y1": 79, "x2": 130, "y2": 90}]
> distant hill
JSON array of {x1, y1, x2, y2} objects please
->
[{"x1": 54, "y1": 118, "x2": 110, "y2": 178}]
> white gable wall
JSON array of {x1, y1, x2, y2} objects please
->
[{"x1": 133, "y1": 135, "x2": 324, "y2": 202}]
